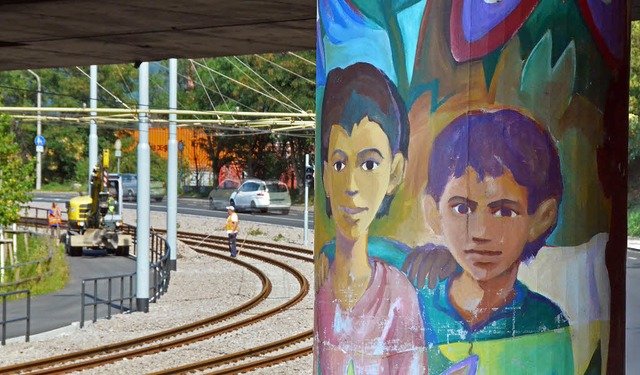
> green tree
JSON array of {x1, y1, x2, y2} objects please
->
[
  {"x1": 0, "y1": 114, "x2": 34, "y2": 226},
  {"x1": 630, "y1": 22, "x2": 640, "y2": 166}
]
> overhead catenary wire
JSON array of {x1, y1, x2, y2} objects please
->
[
  {"x1": 202, "y1": 58, "x2": 233, "y2": 115},
  {"x1": 189, "y1": 60, "x2": 221, "y2": 120},
  {"x1": 254, "y1": 54, "x2": 315, "y2": 85},
  {"x1": 189, "y1": 59, "x2": 305, "y2": 116},
  {"x1": 75, "y1": 66, "x2": 132, "y2": 109},
  {"x1": 232, "y1": 56, "x2": 305, "y2": 113},
  {"x1": 287, "y1": 51, "x2": 316, "y2": 66},
  {"x1": 151, "y1": 62, "x2": 256, "y2": 114}
]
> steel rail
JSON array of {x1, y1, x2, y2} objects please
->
[{"x1": 0, "y1": 232, "x2": 310, "y2": 374}]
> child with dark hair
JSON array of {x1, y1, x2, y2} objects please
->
[
  {"x1": 421, "y1": 108, "x2": 574, "y2": 374},
  {"x1": 314, "y1": 62, "x2": 427, "y2": 374}
]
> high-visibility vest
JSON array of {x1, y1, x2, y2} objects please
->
[
  {"x1": 226, "y1": 213, "x2": 239, "y2": 233},
  {"x1": 48, "y1": 208, "x2": 62, "y2": 226}
]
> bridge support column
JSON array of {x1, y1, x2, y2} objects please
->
[
  {"x1": 136, "y1": 61, "x2": 151, "y2": 313},
  {"x1": 314, "y1": 1, "x2": 628, "y2": 373},
  {"x1": 167, "y1": 58, "x2": 178, "y2": 272}
]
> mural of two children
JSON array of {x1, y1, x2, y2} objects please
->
[{"x1": 313, "y1": 0, "x2": 624, "y2": 373}]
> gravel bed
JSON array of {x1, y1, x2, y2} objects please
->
[{"x1": 2, "y1": 203, "x2": 315, "y2": 374}]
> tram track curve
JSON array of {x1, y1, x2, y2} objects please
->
[{"x1": 0, "y1": 228, "x2": 313, "y2": 374}]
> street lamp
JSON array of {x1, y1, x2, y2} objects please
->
[
  {"x1": 27, "y1": 69, "x2": 42, "y2": 190},
  {"x1": 114, "y1": 139, "x2": 122, "y2": 174}
]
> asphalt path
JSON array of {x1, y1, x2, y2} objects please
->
[
  {"x1": 3, "y1": 250, "x2": 135, "y2": 341},
  {"x1": 32, "y1": 192, "x2": 315, "y2": 229},
  {"x1": 627, "y1": 248, "x2": 640, "y2": 374}
]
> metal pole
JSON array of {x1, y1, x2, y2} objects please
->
[
  {"x1": 136, "y1": 62, "x2": 150, "y2": 313},
  {"x1": 27, "y1": 70, "x2": 42, "y2": 190},
  {"x1": 167, "y1": 58, "x2": 178, "y2": 271},
  {"x1": 88, "y1": 65, "x2": 98, "y2": 194},
  {"x1": 304, "y1": 153, "x2": 309, "y2": 246}
]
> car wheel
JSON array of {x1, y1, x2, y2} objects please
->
[
  {"x1": 250, "y1": 201, "x2": 257, "y2": 214},
  {"x1": 230, "y1": 200, "x2": 237, "y2": 212},
  {"x1": 209, "y1": 198, "x2": 215, "y2": 209},
  {"x1": 127, "y1": 190, "x2": 135, "y2": 202},
  {"x1": 154, "y1": 197, "x2": 163, "y2": 202},
  {"x1": 281, "y1": 209, "x2": 290, "y2": 215}
]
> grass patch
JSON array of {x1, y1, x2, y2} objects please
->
[
  {"x1": 273, "y1": 233, "x2": 285, "y2": 242},
  {"x1": 0, "y1": 235, "x2": 69, "y2": 299},
  {"x1": 246, "y1": 228, "x2": 266, "y2": 237},
  {"x1": 629, "y1": 206, "x2": 640, "y2": 237},
  {"x1": 39, "y1": 182, "x2": 85, "y2": 193}
]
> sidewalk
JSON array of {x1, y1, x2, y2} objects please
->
[{"x1": 628, "y1": 237, "x2": 640, "y2": 251}]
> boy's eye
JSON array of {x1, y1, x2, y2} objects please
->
[
  {"x1": 361, "y1": 160, "x2": 379, "y2": 171},
  {"x1": 493, "y1": 207, "x2": 519, "y2": 218},
  {"x1": 333, "y1": 161, "x2": 346, "y2": 172},
  {"x1": 452, "y1": 203, "x2": 472, "y2": 215}
]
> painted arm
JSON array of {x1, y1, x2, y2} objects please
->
[{"x1": 401, "y1": 243, "x2": 457, "y2": 289}]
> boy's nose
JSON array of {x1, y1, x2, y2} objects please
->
[
  {"x1": 467, "y1": 213, "x2": 491, "y2": 242},
  {"x1": 344, "y1": 172, "x2": 358, "y2": 196}
]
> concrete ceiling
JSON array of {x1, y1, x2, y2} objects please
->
[
  {"x1": 0, "y1": 0, "x2": 635, "y2": 71},
  {"x1": 0, "y1": 0, "x2": 316, "y2": 71}
]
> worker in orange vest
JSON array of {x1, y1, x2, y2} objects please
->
[{"x1": 48, "y1": 202, "x2": 62, "y2": 240}]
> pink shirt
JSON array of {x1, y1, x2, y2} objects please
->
[{"x1": 315, "y1": 259, "x2": 427, "y2": 374}]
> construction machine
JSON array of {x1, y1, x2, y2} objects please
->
[{"x1": 65, "y1": 149, "x2": 133, "y2": 256}]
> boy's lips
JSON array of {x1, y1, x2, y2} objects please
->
[
  {"x1": 339, "y1": 206, "x2": 367, "y2": 215},
  {"x1": 464, "y1": 249, "x2": 501, "y2": 261}
]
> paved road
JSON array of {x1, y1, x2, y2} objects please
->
[
  {"x1": 3, "y1": 251, "x2": 135, "y2": 341},
  {"x1": 32, "y1": 193, "x2": 315, "y2": 229},
  {"x1": 627, "y1": 248, "x2": 640, "y2": 374}
]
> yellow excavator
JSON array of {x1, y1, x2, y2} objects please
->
[{"x1": 65, "y1": 150, "x2": 133, "y2": 256}]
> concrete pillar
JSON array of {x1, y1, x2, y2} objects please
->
[
  {"x1": 314, "y1": 1, "x2": 628, "y2": 374},
  {"x1": 167, "y1": 58, "x2": 178, "y2": 271},
  {"x1": 136, "y1": 61, "x2": 150, "y2": 313},
  {"x1": 88, "y1": 65, "x2": 98, "y2": 193}
]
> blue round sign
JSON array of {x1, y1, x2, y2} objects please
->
[{"x1": 34, "y1": 135, "x2": 46, "y2": 147}]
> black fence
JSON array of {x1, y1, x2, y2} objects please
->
[{"x1": 0, "y1": 208, "x2": 172, "y2": 341}]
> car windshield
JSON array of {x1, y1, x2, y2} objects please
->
[{"x1": 267, "y1": 182, "x2": 287, "y2": 192}]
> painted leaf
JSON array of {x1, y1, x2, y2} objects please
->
[
  {"x1": 347, "y1": 0, "x2": 423, "y2": 28},
  {"x1": 450, "y1": 0, "x2": 540, "y2": 62}
]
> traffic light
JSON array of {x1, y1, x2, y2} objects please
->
[{"x1": 305, "y1": 165, "x2": 314, "y2": 184}]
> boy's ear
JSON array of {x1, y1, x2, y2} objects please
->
[
  {"x1": 423, "y1": 194, "x2": 442, "y2": 234},
  {"x1": 528, "y1": 198, "x2": 558, "y2": 242},
  {"x1": 323, "y1": 161, "x2": 331, "y2": 198},
  {"x1": 386, "y1": 153, "x2": 405, "y2": 195}
]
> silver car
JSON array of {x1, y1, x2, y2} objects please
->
[
  {"x1": 229, "y1": 179, "x2": 270, "y2": 213},
  {"x1": 208, "y1": 179, "x2": 241, "y2": 210},
  {"x1": 120, "y1": 173, "x2": 166, "y2": 202},
  {"x1": 264, "y1": 180, "x2": 291, "y2": 215}
]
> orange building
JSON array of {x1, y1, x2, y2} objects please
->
[{"x1": 127, "y1": 127, "x2": 215, "y2": 186}]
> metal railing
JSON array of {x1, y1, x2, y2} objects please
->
[
  {"x1": 10, "y1": 207, "x2": 172, "y2": 334},
  {"x1": 80, "y1": 225, "x2": 171, "y2": 327},
  {"x1": 81, "y1": 273, "x2": 135, "y2": 328},
  {"x1": 1, "y1": 290, "x2": 30, "y2": 345}
]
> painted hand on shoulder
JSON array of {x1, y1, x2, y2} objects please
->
[
  {"x1": 315, "y1": 252, "x2": 330, "y2": 292},
  {"x1": 402, "y1": 243, "x2": 457, "y2": 289}
]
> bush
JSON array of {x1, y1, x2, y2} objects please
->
[
  {"x1": 630, "y1": 114, "x2": 640, "y2": 163},
  {"x1": 629, "y1": 206, "x2": 640, "y2": 237}
]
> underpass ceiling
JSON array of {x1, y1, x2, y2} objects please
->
[
  {"x1": 0, "y1": 0, "x2": 635, "y2": 71},
  {"x1": 0, "y1": 0, "x2": 316, "y2": 71}
]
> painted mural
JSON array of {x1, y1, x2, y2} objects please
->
[{"x1": 314, "y1": 0, "x2": 627, "y2": 374}]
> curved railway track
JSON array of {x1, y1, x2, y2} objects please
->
[{"x1": 0, "y1": 229, "x2": 314, "y2": 374}]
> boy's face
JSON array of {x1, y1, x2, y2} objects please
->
[
  {"x1": 324, "y1": 117, "x2": 403, "y2": 240},
  {"x1": 437, "y1": 167, "x2": 535, "y2": 281}
]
